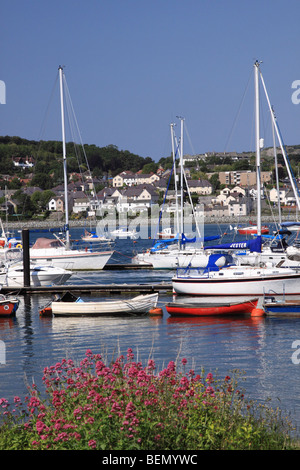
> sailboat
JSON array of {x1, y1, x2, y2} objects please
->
[
  {"x1": 172, "y1": 61, "x2": 300, "y2": 296},
  {"x1": 233, "y1": 77, "x2": 300, "y2": 268},
  {"x1": 30, "y1": 67, "x2": 114, "y2": 270},
  {"x1": 132, "y1": 119, "x2": 230, "y2": 269}
]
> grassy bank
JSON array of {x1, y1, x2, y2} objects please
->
[{"x1": 0, "y1": 349, "x2": 297, "y2": 450}]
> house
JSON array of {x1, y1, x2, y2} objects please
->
[
  {"x1": 72, "y1": 193, "x2": 90, "y2": 214},
  {"x1": 134, "y1": 173, "x2": 160, "y2": 185},
  {"x1": 116, "y1": 185, "x2": 159, "y2": 213},
  {"x1": 112, "y1": 171, "x2": 135, "y2": 187},
  {"x1": 227, "y1": 198, "x2": 249, "y2": 217},
  {"x1": 187, "y1": 179, "x2": 213, "y2": 195},
  {"x1": 12, "y1": 156, "x2": 35, "y2": 169},
  {"x1": 112, "y1": 171, "x2": 159, "y2": 187},
  {"x1": 268, "y1": 187, "x2": 297, "y2": 205},
  {"x1": 48, "y1": 196, "x2": 64, "y2": 212},
  {"x1": 153, "y1": 177, "x2": 168, "y2": 192},
  {"x1": 209, "y1": 204, "x2": 229, "y2": 218}
]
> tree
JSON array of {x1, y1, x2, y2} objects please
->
[{"x1": 209, "y1": 173, "x2": 220, "y2": 192}]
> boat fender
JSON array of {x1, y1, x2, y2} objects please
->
[
  {"x1": 39, "y1": 307, "x2": 52, "y2": 316},
  {"x1": 149, "y1": 308, "x2": 163, "y2": 316},
  {"x1": 251, "y1": 308, "x2": 265, "y2": 317}
]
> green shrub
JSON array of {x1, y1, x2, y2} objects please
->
[{"x1": 0, "y1": 349, "x2": 296, "y2": 450}]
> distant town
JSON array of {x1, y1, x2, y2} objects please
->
[{"x1": 0, "y1": 136, "x2": 299, "y2": 224}]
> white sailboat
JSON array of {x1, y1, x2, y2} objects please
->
[
  {"x1": 172, "y1": 61, "x2": 300, "y2": 296},
  {"x1": 30, "y1": 67, "x2": 114, "y2": 270},
  {"x1": 133, "y1": 119, "x2": 228, "y2": 269}
]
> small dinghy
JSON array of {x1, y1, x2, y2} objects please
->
[
  {"x1": 45, "y1": 292, "x2": 159, "y2": 317},
  {"x1": 263, "y1": 296, "x2": 300, "y2": 315},
  {"x1": 166, "y1": 298, "x2": 259, "y2": 317},
  {"x1": 0, "y1": 294, "x2": 20, "y2": 317}
]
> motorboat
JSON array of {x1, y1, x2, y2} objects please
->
[
  {"x1": 110, "y1": 228, "x2": 137, "y2": 239},
  {"x1": 237, "y1": 224, "x2": 269, "y2": 235},
  {"x1": 157, "y1": 228, "x2": 178, "y2": 239},
  {"x1": 0, "y1": 263, "x2": 72, "y2": 287}
]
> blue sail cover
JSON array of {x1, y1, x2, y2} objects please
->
[
  {"x1": 150, "y1": 234, "x2": 221, "y2": 252},
  {"x1": 204, "y1": 235, "x2": 262, "y2": 253},
  {"x1": 281, "y1": 222, "x2": 300, "y2": 228},
  {"x1": 181, "y1": 234, "x2": 221, "y2": 244}
]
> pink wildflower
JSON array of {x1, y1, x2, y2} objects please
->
[{"x1": 88, "y1": 440, "x2": 97, "y2": 449}]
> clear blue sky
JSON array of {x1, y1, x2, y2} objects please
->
[{"x1": 2, "y1": 0, "x2": 300, "y2": 162}]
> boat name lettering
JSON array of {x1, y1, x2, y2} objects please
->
[{"x1": 230, "y1": 242, "x2": 248, "y2": 248}]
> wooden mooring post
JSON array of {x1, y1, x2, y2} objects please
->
[{"x1": 22, "y1": 228, "x2": 30, "y2": 287}]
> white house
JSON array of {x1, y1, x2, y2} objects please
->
[
  {"x1": 227, "y1": 199, "x2": 248, "y2": 217},
  {"x1": 12, "y1": 156, "x2": 35, "y2": 169},
  {"x1": 48, "y1": 196, "x2": 64, "y2": 212},
  {"x1": 187, "y1": 179, "x2": 213, "y2": 195},
  {"x1": 72, "y1": 196, "x2": 90, "y2": 214}
]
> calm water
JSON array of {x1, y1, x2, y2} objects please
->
[{"x1": 0, "y1": 225, "x2": 300, "y2": 434}]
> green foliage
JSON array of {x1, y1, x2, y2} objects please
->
[
  {"x1": 0, "y1": 136, "x2": 156, "y2": 181},
  {"x1": 0, "y1": 350, "x2": 296, "y2": 450}
]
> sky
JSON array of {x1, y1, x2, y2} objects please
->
[{"x1": 2, "y1": 0, "x2": 300, "y2": 162}]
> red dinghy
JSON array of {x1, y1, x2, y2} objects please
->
[
  {"x1": 166, "y1": 298, "x2": 259, "y2": 317},
  {"x1": 0, "y1": 295, "x2": 19, "y2": 317}
]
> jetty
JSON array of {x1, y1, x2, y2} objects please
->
[
  {"x1": 1, "y1": 229, "x2": 172, "y2": 296},
  {"x1": 1, "y1": 282, "x2": 172, "y2": 296}
]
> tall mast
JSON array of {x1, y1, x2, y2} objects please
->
[
  {"x1": 58, "y1": 66, "x2": 70, "y2": 248},
  {"x1": 254, "y1": 61, "x2": 261, "y2": 238},
  {"x1": 179, "y1": 116, "x2": 184, "y2": 243},
  {"x1": 271, "y1": 107, "x2": 282, "y2": 225},
  {"x1": 170, "y1": 123, "x2": 180, "y2": 238},
  {"x1": 259, "y1": 70, "x2": 300, "y2": 211}
]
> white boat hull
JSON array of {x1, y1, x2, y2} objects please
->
[
  {"x1": 111, "y1": 230, "x2": 137, "y2": 240},
  {"x1": 51, "y1": 293, "x2": 159, "y2": 316},
  {"x1": 235, "y1": 249, "x2": 300, "y2": 268},
  {"x1": 172, "y1": 266, "x2": 300, "y2": 296},
  {"x1": 133, "y1": 250, "x2": 227, "y2": 269},
  {"x1": 0, "y1": 265, "x2": 72, "y2": 287},
  {"x1": 29, "y1": 248, "x2": 113, "y2": 270}
]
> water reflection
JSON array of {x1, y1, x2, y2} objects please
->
[{"x1": 0, "y1": 268, "x2": 299, "y2": 431}]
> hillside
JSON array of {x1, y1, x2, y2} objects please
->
[{"x1": 0, "y1": 136, "x2": 157, "y2": 190}]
